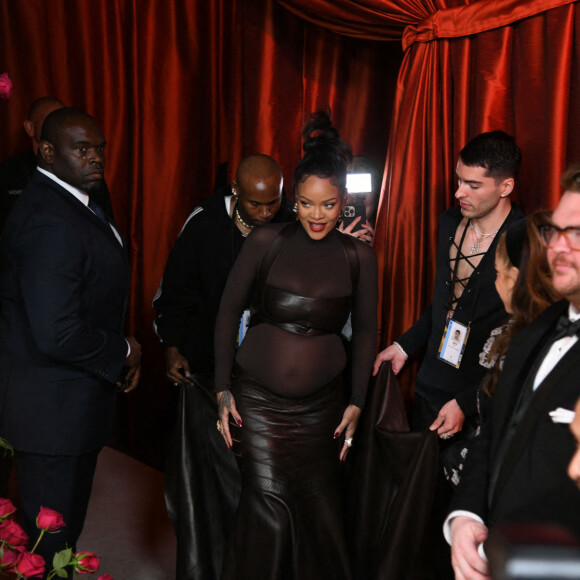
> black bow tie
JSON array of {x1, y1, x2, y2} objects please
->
[{"x1": 552, "y1": 315, "x2": 580, "y2": 342}]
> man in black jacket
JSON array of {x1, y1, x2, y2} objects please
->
[
  {"x1": 373, "y1": 131, "x2": 524, "y2": 579},
  {"x1": 153, "y1": 154, "x2": 292, "y2": 580}
]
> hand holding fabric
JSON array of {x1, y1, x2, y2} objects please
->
[
  {"x1": 373, "y1": 344, "x2": 406, "y2": 375},
  {"x1": 165, "y1": 346, "x2": 193, "y2": 385}
]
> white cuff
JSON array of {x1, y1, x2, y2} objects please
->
[{"x1": 443, "y1": 510, "x2": 485, "y2": 545}]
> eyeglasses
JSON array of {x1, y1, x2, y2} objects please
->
[{"x1": 540, "y1": 224, "x2": 580, "y2": 251}]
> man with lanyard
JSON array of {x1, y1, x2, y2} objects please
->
[
  {"x1": 153, "y1": 154, "x2": 293, "y2": 580},
  {"x1": 373, "y1": 131, "x2": 524, "y2": 578},
  {"x1": 446, "y1": 165, "x2": 580, "y2": 580}
]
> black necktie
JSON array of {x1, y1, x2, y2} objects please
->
[{"x1": 88, "y1": 199, "x2": 109, "y2": 226}]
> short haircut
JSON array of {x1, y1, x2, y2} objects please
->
[
  {"x1": 459, "y1": 130, "x2": 522, "y2": 181},
  {"x1": 561, "y1": 163, "x2": 580, "y2": 193},
  {"x1": 40, "y1": 107, "x2": 94, "y2": 145},
  {"x1": 28, "y1": 96, "x2": 64, "y2": 122}
]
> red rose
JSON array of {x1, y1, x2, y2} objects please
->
[
  {"x1": 74, "y1": 551, "x2": 99, "y2": 574},
  {"x1": 13, "y1": 551, "x2": 45, "y2": 578},
  {"x1": 0, "y1": 546, "x2": 20, "y2": 571},
  {"x1": 0, "y1": 519, "x2": 28, "y2": 547},
  {"x1": 0, "y1": 73, "x2": 11, "y2": 99},
  {"x1": 0, "y1": 498, "x2": 16, "y2": 520},
  {"x1": 97, "y1": 575, "x2": 114, "y2": 580},
  {"x1": 36, "y1": 506, "x2": 65, "y2": 532}
]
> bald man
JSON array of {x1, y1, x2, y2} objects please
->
[
  {"x1": 0, "y1": 96, "x2": 113, "y2": 235},
  {"x1": 153, "y1": 154, "x2": 293, "y2": 580}
]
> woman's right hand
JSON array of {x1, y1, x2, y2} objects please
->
[{"x1": 217, "y1": 389, "x2": 243, "y2": 450}]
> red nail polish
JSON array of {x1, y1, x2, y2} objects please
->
[
  {"x1": 333, "y1": 431, "x2": 339, "y2": 439},
  {"x1": 237, "y1": 419, "x2": 243, "y2": 428}
]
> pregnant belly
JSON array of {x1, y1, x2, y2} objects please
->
[{"x1": 236, "y1": 324, "x2": 347, "y2": 398}]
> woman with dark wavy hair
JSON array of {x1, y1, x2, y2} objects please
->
[{"x1": 213, "y1": 112, "x2": 377, "y2": 579}]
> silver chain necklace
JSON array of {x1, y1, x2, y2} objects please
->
[{"x1": 469, "y1": 220, "x2": 498, "y2": 254}]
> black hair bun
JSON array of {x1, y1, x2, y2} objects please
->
[{"x1": 301, "y1": 110, "x2": 352, "y2": 165}]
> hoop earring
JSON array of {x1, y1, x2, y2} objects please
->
[{"x1": 337, "y1": 208, "x2": 344, "y2": 225}]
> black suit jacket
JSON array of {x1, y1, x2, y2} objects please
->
[
  {"x1": 451, "y1": 299, "x2": 580, "y2": 537},
  {"x1": 0, "y1": 170, "x2": 130, "y2": 455}
]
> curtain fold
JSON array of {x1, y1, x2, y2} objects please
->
[
  {"x1": 0, "y1": 0, "x2": 401, "y2": 463},
  {"x1": 277, "y1": 0, "x2": 580, "y2": 398}
]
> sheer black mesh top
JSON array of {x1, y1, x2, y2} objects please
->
[{"x1": 214, "y1": 222, "x2": 378, "y2": 407}]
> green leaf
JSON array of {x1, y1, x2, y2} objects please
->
[
  {"x1": 0, "y1": 438, "x2": 14, "y2": 458},
  {"x1": 55, "y1": 568, "x2": 68, "y2": 578},
  {"x1": 53, "y1": 547, "x2": 73, "y2": 569}
]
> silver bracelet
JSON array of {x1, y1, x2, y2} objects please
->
[{"x1": 393, "y1": 341, "x2": 408, "y2": 360}]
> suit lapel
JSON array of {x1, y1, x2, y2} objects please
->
[
  {"x1": 37, "y1": 172, "x2": 128, "y2": 262},
  {"x1": 489, "y1": 300, "x2": 575, "y2": 509}
]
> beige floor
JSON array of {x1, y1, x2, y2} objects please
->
[{"x1": 78, "y1": 447, "x2": 176, "y2": 580}]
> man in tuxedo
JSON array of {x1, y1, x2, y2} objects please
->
[
  {"x1": 0, "y1": 107, "x2": 141, "y2": 572},
  {"x1": 447, "y1": 165, "x2": 580, "y2": 579}
]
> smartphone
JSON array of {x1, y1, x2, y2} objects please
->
[{"x1": 342, "y1": 195, "x2": 367, "y2": 232}]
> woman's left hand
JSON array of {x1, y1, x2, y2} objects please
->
[{"x1": 334, "y1": 404, "x2": 361, "y2": 462}]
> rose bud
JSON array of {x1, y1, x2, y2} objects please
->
[
  {"x1": 0, "y1": 499, "x2": 16, "y2": 520},
  {"x1": 74, "y1": 551, "x2": 99, "y2": 574},
  {"x1": 36, "y1": 506, "x2": 65, "y2": 532},
  {"x1": 0, "y1": 546, "x2": 20, "y2": 571},
  {"x1": 13, "y1": 551, "x2": 45, "y2": 578},
  {"x1": 0, "y1": 73, "x2": 12, "y2": 100},
  {"x1": 97, "y1": 574, "x2": 115, "y2": 580},
  {"x1": 0, "y1": 519, "x2": 28, "y2": 547}
]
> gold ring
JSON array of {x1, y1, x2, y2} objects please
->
[
  {"x1": 217, "y1": 420, "x2": 222, "y2": 433},
  {"x1": 345, "y1": 437, "x2": 353, "y2": 448}
]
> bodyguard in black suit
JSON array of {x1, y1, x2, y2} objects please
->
[
  {"x1": 0, "y1": 108, "x2": 141, "y2": 573},
  {"x1": 447, "y1": 166, "x2": 580, "y2": 580}
]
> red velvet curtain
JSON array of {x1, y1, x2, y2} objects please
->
[
  {"x1": 0, "y1": 0, "x2": 401, "y2": 462},
  {"x1": 278, "y1": 0, "x2": 580, "y2": 374}
]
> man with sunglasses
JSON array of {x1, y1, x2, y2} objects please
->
[{"x1": 446, "y1": 165, "x2": 580, "y2": 580}]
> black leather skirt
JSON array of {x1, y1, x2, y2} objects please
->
[{"x1": 221, "y1": 365, "x2": 351, "y2": 580}]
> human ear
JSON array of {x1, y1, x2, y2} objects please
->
[
  {"x1": 23, "y1": 120, "x2": 34, "y2": 139},
  {"x1": 38, "y1": 140, "x2": 55, "y2": 164},
  {"x1": 499, "y1": 177, "x2": 514, "y2": 198}
]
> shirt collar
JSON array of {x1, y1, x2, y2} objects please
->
[
  {"x1": 568, "y1": 303, "x2": 580, "y2": 322},
  {"x1": 37, "y1": 167, "x2": 89, "y2": 207}
]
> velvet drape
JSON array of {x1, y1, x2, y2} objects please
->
[
  {"x1": 0, "y1": 0, "x2": 401, "y2": 463},
  {"x1": 278, "y1": 0, "x2": 580, "y2": 376}
]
